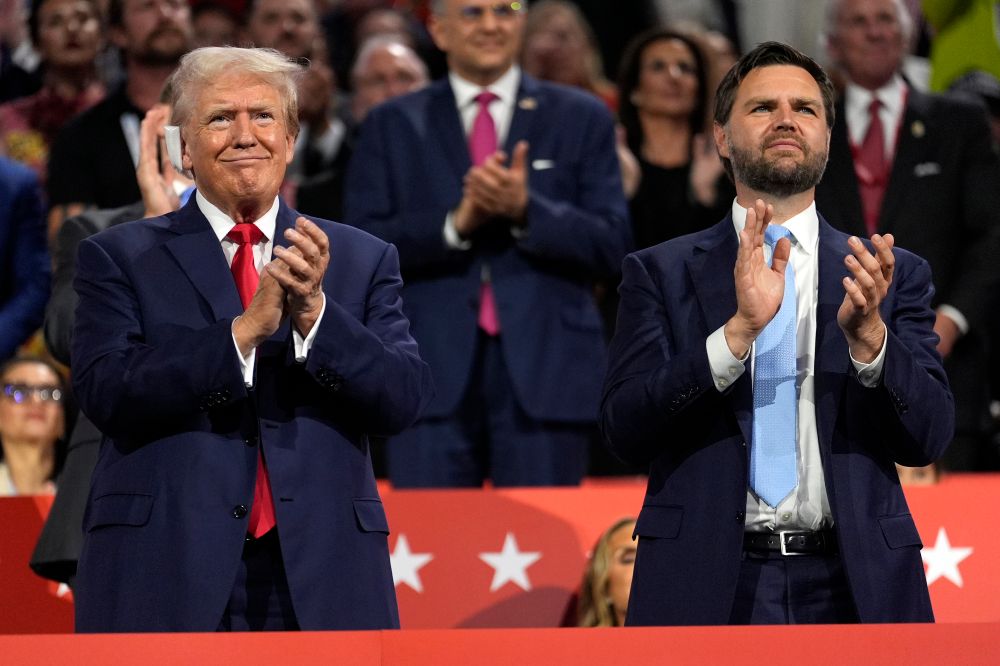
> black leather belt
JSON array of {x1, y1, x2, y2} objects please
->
[{"x1": 743, "y1": 530, "x2": 837, "y2": 556}]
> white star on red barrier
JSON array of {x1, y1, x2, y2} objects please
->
[
  {"x1": 921, "y1": 526, "x2": 973, "y2": 587},
  {"x1": 390, "y1": 534, "x2": 433, "y2": 593},
  {"x1": 479, "y1": 532, "x2": 542, "y2": 592}
]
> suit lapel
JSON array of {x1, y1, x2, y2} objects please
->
[
  {"x1": 428, "y1": 79, "x2": 472, "y2": 185},
  {"x1": 686, "y1": 217, "x2": 753, "y2": 445},
  {"x1": 504, "y1": 74, "x2": 541, "y2": 153},
  {"x1": 814, "y1": 218, "x2": 851, "y2": 454},
  {"x1": 880, "y1": 89, "x2": 929, "y2": 232},
  {"x1": 164, "y1": 200, "x2": 243, "y2": 322}
]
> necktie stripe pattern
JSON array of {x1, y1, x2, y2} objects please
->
[
  {"x1": 469, "y1": 90, "x2": 501, "y2": 336},
  {"x1": 225, "y1": 222, "x2": 276, "y2": 538},
  {"x1": 750, "y1": 224, "x2": 798, "y2": 508}
]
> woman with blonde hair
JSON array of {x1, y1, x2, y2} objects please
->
[{"x1": 577, "y1": 516, "x2": 637, "y2": 627}]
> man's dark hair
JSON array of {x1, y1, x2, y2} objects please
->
[{"x1": 713, "y1": 41, "x2": 836, "y2": 181}]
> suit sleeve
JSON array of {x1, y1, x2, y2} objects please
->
[
  {"x1": 514, "y1": 102, "x2": 633, "y2": 278},
  {"x1": 300, "y1": 242, "x2": 434, "y2": 435},
  {"x1": 0, "y1": 167, "x2": 49, "y2": 359},
  {"x1": 71, "y1": 235, "x2": 248, "y2": 440},
  {"x1": 345, "y1": 108, "x2": 466, "y2": 272},
  {"x1": 870, "y1": 252, "x2": 955, "y2": 465},
  {"x1": 600, "y1": 253, "x2": 718, "y2": 465}
]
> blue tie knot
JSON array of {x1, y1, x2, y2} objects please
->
[{"x1": 764, "y1": 224, "x2": 792, "y2": 247}]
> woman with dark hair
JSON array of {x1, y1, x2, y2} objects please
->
[
  {"x1": 0, "y1": 355, "x2": 66, "y2": 496},
  {"x1": 618, "y1": 27, "x2": 733, "y2": 250},
  {"x1": 0, "y1": 0, "x2": 105, "y2": 183}
]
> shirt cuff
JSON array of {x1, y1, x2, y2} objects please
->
[
  {"x1": 293, "y1": 294, "x2": 327, "y2": 362},
  {"x1": 443, "y1": 212, "x2": 472, "y2": 250},
  {"x1": 232, "y1": 318, "x2": 256, "y2": 387},
  {"x1": 707, "y1": 325, "x2": 747, "y2": 392},
  {"x1": 936, "y1": 304, "x2": 969, "y2": 336},
  {"x1": 850, "y1": 322, "x2": 888, "y2": 387}
]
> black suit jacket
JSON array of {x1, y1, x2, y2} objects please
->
[
  {"x1": 816, "y1": 88, "x2": 1000, "y2": 460},
  {"x1": 817, "y1": 88, "x2": 1000, "y2": 331}
]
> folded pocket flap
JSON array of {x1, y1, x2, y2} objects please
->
[
  {"x1": 878, "y1": 513, "x2": 922, "y2": 549},
  {"x1": 634, "y1": 504, "x2": 684, "y2": 539},
  {"x1": 353, "y1": 497, "x2": 390, "y2": 534},
  {"x1": 85, "y1": 493, "x2": 154, "y2": 531}
]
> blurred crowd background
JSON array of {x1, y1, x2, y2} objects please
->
[{"x1": 1, "y1": 0, "x2": 999, "y2": 502}]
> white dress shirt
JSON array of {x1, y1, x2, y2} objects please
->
[
  {"x1": 443, "y1": 65, "x2": 522, "y2": 250},
  {"x1": 845, "y1": 75, "x2": 967, "y2": 336},
  {"x1": 705, "y1": 201, "x2": 887, "y2": 532},
  {"x1": 197, "y1": 191, "x2": 325, "y2": 386}
]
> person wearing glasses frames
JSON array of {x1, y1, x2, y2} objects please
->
[
  {"x1": 0, "y1": 356, "x2": 66, "y2": 496},
  {"x1": 346, "y1": 0, "x2": 631, "y2": 488}
]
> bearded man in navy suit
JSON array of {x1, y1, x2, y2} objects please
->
[
  {"x1": 346, "y1": 0, "x2": 631, "y2": 487},
  {"x1": 72, "y1": 47, "x2": 433, "y2": 632},
  {"x1": 602, "y1": 42, "x2": 952, "y2": 625}
]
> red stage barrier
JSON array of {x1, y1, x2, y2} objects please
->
[
  {"x1": 1, "y1": 624, "x2": 999, "y2": 665},
  {"x1": 1, "y1": 475, "x2": 998, "y2": 634}
]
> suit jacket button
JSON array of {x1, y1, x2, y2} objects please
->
[
  {"x1": 736, "y1": 512, "x2": 744, "y2": 522},
  {"x1": 244, "y1": 435, "x2": 257, "y2": 446},
  {"x1": 233, "y1": 505, "x2": 248, "y2": 519}
]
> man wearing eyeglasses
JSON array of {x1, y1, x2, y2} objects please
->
[{"x1": 346, "y1": 0, "x2": 631, "y2": 487}]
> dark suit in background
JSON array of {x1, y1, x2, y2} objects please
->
[
  {"x1": 346, "y1": 74, "x2": 630, "y2": 486},
  {"x1": 0, "y1": 156, "x2": 49, "y2": 361},
  {"x1": 817, "y1": 89, "x2": 1000, "y2": 470}
]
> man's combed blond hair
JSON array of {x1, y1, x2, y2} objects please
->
[{"x1": 169, "y1": 47, "x2": 304, "y2": 138}]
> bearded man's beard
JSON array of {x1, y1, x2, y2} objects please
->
[{"x1": 729, "y1": 133, "x2": 828, "y2": 198}]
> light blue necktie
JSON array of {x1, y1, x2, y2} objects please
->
[{"x1": 750, "y1": 224, "x2": 798, "y2": 508}]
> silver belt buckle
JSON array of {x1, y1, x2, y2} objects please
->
[{"x1": 778, "y1": 530, "x2": 808, "y2": 556}]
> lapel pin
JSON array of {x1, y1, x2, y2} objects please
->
[
  {"x1": 911, "y1": 120, "x2": 925, "y2": 138},
  {"x1": 518, "y1": 97, "x2": 537, "y2": 110}
]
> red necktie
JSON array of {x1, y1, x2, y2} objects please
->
[
  {"x1": 469, "y1": 91, "x2": 501, "y2": 336},
  {"x1": 226, "y1": 223, "x2": 276, "y2": 538},
  {"x1": 855, "y1": 98, "x2": 887, "y2": 237}
]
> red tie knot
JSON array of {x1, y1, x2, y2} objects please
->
[
  {"x1": 226, "y1": 223, "x2": 264, "y2": 246},
  {"x1": 475, "y1": 91, "x2": 499, "y2": 109}
]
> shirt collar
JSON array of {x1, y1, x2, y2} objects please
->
[
  {"x1": 845, "y1": 73, "x2": 906, "y2": 123},
  {"x1": 449, "y1": 65, "x2": 521, "y2": 110},
  {"x1": 730, "y1": 199, "x2": 819, "y2": 255},
  {"x1": 196, "y1": 190, "x2": 278, "y2": 243}
]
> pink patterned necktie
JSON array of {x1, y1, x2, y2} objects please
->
[
  {"x1": 469, "y1": 91, "x2": 501, "y2": 336},
  {"x1": 225, "y1": 223, "x2": 276, "y2": 538},
  {"x1": 855, "y1": 98, "x2": 887, "y2": 237}
]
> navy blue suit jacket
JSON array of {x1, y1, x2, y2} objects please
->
[
  {"x1": 601, "y1": 215, "x2": 953, "y2": 625},
  {"x1": 71, "y1": 198, "x2": 433, "y2": 632},
  {"x1": 345, "y1": 74, "x2": 631, "y2": 422},
  {"x1": 0, "y1": 157, "x2": 49, "y2": 360}
]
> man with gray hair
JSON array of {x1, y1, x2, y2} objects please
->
[
  {"x1": 816, "y1": 0, "x2": 1000, "y2": 471},
  {"x1": 350, "y1": 36, "x2": 429, "y2": 123},
  {"x1": 71, "y1": 46, "x2": 432, "y2": 632}
]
